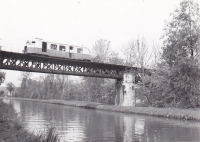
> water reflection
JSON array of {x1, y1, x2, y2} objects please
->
[
  {"x1": 3, "y1": 99, "x2": 11, "y2": 104},
  {"x1": 5, "y1": 99, "x2": 200, "y2": 142},
  {"x1": 135, "y1": 118, "x2": 145, "y2": 141}
]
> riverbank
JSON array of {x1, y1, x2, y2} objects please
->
[
  {"x1": 0, "y1": 99, "x2": 59, "y2": 142},
  {"x1": 2, "y1": 97, "x2": 200, "y2": 121}
]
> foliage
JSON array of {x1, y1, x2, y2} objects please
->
[
  {"x1": 136, "y1": 64, "x2": 171, "y2": 107},
  {"x1": 162, "y1": 0, "x2": 200, "y2": 65},
  {"x1": 0, "y1": 90, "x2": 4, "y2": 96},
  {"x1": 17, "y1": 73, "x2": 67, "y2": 100},
  {"x1": 138, "y1": 0, "x2": 200, "y2": 108},
  {"x1": 6, "y1": 82, "x2": 15, "y2": 95},
  {"x1": 82, "y1": 77, "x2": 115, "y2": 104},
  {"x1": 15, "y1": 73, "x2": 116, "y2": 105},
  {"x1": 162, "y1": 0, "x2": 200, "y2": 108},
  {"x1": 19, "y1": 72, "x2": 32, "y2": 97},
  {"x1": 37, "y1": 127, "x2": 60, "y2": 142},
  {"x1": 82, "y1": 39, "x2": 118, "y2": 104},
  {"x1": 0, "y1": 71, "x2": 6, "y2": 85},
  {"x1": 0, "y1": 99, "x2": 60, "y2": 142}
]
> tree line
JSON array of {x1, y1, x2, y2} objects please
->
[
  {"x1": 1, "y1": 0, "x2": 200, "y2": 108},
  {"x1": 138, "y1": 0, "x2": 200, "y2": 108}
]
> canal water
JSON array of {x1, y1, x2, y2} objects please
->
[{"x1": 3, "y1": 99, "x2": 200, "y2": 142}]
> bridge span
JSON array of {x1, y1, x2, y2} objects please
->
[
  {"x1": 0, "y1": 50, "x2": 151, "y2": 107},
  {"x1": 0, "y1": 51, "x2": 147, "y2": 79}
]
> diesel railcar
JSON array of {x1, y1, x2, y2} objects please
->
[{"x1": 24, "y1": 38, "x2": 91, "y2": 61}]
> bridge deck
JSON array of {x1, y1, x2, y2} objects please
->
[{"x1": 0, "y1": 51, "x2": 144, "y2": 79}]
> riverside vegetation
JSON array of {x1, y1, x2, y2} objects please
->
[
  {"x1": 4, "y1": 97, "x2": 200, "y2": 121},
  {"x1": 0, "y1": 99, "x2": 60, "y2": 142}
]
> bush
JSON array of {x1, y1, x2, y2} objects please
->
[
  {"x1": 0, "y1": 99, "x2": 60, "y2": 142},
  {"x1": 0, "y1": 90, "x2": 4, "y2": 96}
]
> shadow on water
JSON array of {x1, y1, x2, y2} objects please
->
[{"x1": 3, "y1": 99, "x2": 200, "y2": 142}]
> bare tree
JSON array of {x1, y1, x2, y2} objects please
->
[
  {"x1": 108, "y1": 52, "x2": 124, "y2": 65},
  {"x1": 123, "y1": 36, "x2": 154, "y2": 69},
  {"x1": 92, "y1": 39, "x2": 111, "y2": 63},
  {"x1": 123, "y1": 41, "x2": 137, "y2": 66},
  {"x1": 151, "y1": 42, "x2": 162, "y2": 68},
  {"x1": 135, "y1": 37, "x2": 152, "y2": 68},
  {"x1": 127, "y1": 37, "x2": 153, "y2": 67}
]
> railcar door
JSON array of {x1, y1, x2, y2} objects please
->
[
  {"x1": 42, "y1": 42, "x2": 47, "y2": 52},
  {"x1": 69, "y1": 53, "x2": 72, "y2": 58}
]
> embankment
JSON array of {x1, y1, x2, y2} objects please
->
[
  {"x1": 0, "y1": 98, "x2": 59, "y2": 142},
  {"x1": 2, "y1": 97, "x2": 200, "y2": 121}
]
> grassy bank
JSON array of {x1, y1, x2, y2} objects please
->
[
  {"x1": 3, "y1": 97, "x2": 200, "y2": 121},
  {"x1": 0, "y1": 99, "x2": 59, "y2": 142}
]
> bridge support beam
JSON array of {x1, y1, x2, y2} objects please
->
[{"x1": 115, "y1": 72, "x2": 135, "y2": 106}]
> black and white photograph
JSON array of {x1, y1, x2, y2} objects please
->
[{"x1": 0, "y1": 0, "x2": 200, "y2": 141}]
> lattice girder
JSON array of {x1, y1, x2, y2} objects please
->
[{"x1": 0, "y1": 51, "x2": 136, "y2": 79}]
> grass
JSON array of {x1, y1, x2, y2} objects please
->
[
  {"x1": 0, "y1": 99, "x2": 60, "y2": 142},
  {"x1": 3, "y1": 97, "x2": 200, "y2": 121}
]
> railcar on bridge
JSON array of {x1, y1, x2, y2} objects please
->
[{"x1": 24, "y1": 38, "x2": 91, "y2": 61}]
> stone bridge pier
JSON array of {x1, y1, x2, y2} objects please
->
[{"x1": 115, "y1": 72, "x2": 136, "y2": 106}]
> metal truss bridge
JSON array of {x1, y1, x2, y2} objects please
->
[{"x1": 0, "y1": 51, "x2": 149, "y2": 79}]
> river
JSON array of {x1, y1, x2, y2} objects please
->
[{"x1": 3, "y1": 99, "x2": 200, "y2": 142}]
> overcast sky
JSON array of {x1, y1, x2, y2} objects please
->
[{"x1": 0, "y1": 0, "x2": 199, "y2": 87}]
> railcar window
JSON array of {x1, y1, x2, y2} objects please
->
[
  {"x1": 77, "y1": 48, "x2": 83, "y2": 53},
  {"x1": 70, "y1": 46, "x2": 73, "y2": 50},
  {"x1": 32, "y1": 41, "x2": 35, "y2": 43},
  {"x1": 59, "y1": 45, "x2": 65, "y2": 51},
  {"x1": 51, "y1": 44, "x2": 57, "y2": 50}
]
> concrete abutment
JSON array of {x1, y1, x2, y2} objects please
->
[{"x1": 115, "y1": 72, "x2": 136, "y2": 106}]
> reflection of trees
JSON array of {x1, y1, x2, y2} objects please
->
[
  {"x1": 121, "y1": 115, "x2": 145, "y2": 142},
  {"x1": 117, "y1": 114, "x2": 200, "y2": 142},
  {"x1": 16, "y1": 100, "x2": 49, "y2": 133},
  {"x1": 114, "y1": 114, "x2": 124, "y2": 141},
  {"x1": 11, "y1": 100, "x2": 21, "y2": 118},
  {"x1": 123, "y1": 116, "x2": 135, "y2": 142},
  {"x1": 135, "y1": 119, "x2": 145, "y2": 141},
  {"x1": 142, "y1": 118, "x2": 200, "y2": 142},
  {"x1": 2, "y1": 99, "x2": 11, "y2": 104},
  {"x1": 9, "y1": 100, "x2": 200, "y2": 142}
]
